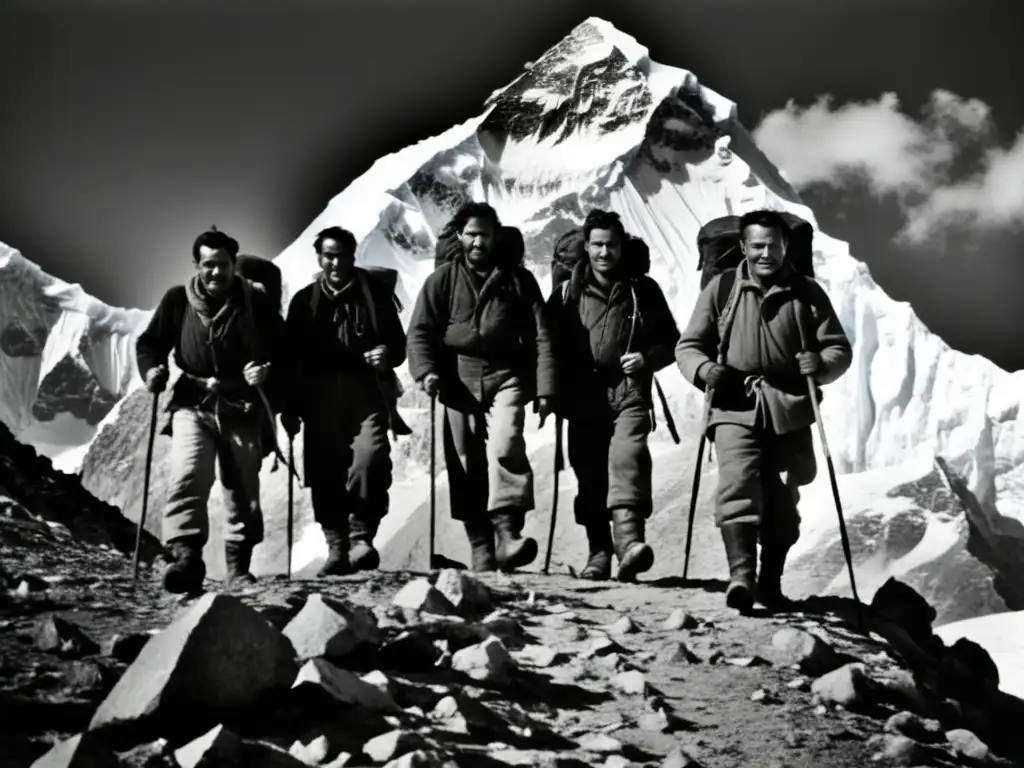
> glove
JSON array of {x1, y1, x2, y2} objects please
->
[
  {"x1": 421, "y1": 373, "x2": 441, "y2": 398},
  {"x1": 145, "y1": 365, "x2": 169, "y2": 394},
  {"x1": 281, "y1": 413, "x2": 301, "y2": 437},
  {"x1": 701, "y1": 362, "x2": 743, "y2": 391}
]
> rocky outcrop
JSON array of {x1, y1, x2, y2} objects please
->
[{"x1": 0, "y1": 420, "x2": 161, "y2": 562}]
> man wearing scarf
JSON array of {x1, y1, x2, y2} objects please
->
[
  {"x1": 280, "y1": 226, "x2": 407, "y2": 575},
  {"x1": 406, "y1": 202, "x2": 556, "y2": 573},
  {"x1": 135, "y1": 227, "x2": 287, "y2": 594},
  {"x1": 546, "y1": 210, "x2": 680, "y2": 583},
  {"x1": 676, "y1": 209, "x2": 852, "y2": 615}
]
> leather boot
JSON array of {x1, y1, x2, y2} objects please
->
[
  {"x1": 163, "y1": 540, "x2": 206, "y2": 595},
  {"x1": 756, "y1": 541, "x2": 794, "y2": 612},
  {"x1": 224, "y1": 540, "x2": 257, "y2": 587},
  {"x1": 349, "y1": 514, "x2": 381, "y2": 572},
  {"x1": 464, "y1": 518, "x2": 497, "y2": 572},
  {"x1": 721, "y1": 522, "x2": 759, "y2": 614},
  {"x1": 611, "y1": 507, "x2": 654, "y2": 582},
  {"x1": 579, "y1": 520, "x2": 613, "y2": 580},
  {"x1": 319, "y1": 526, "x2": 351, "y2": 576},
  {"x1": 492, "y1": 507, "x2": 538, "y2": 572}
]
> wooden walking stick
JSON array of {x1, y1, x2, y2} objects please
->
[{"x1": 132, "y1": 392, "x2": 160, "y2": 582}]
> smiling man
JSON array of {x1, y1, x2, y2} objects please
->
[
  {"x1": 676, "y1": 209, "x2": 852, "y2": 615},
  {"x1": 135, "y1": 227, "x2": 287, "y2": 594},
  {"x1": 547, "y1": 209, "x2": 680, "y2": 583},
  {"x1": 280, "y1": 226, "x2": 407, "y2": 576}
]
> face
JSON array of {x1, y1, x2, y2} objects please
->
[
  {"x1": 459, "y1": 217, "x2": 496, "y2": 266},
  {"x1": 741, "y1": 224, "x2": 787, "y2": 280},
  {"x1": 318, "y1": 237, "x2": 355, "y2": 287},
  {"x1": 195, "y1": 246, "x2": 235, "y2": 296},
  {"x1": 586, "y1": 228, "x2": 623, "y2": 277}
]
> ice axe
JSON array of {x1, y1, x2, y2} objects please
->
[
  {"x1": 286, "y1": 432, "x2": 295, "y2": 580},
  {"x1": 682, "y1": 390, "x2": 713, "y2": 581},
  {"x1": 796, "y1": 308, "x2": 866, "y2": 633},
  {"x1": 132, "y1": 391, "x2": 160, "y2": 583}
]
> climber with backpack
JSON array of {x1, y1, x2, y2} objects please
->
[
  {"x1": 546, "y1": 209, "x2": 681, "y2": 582},
  {"x1": 675, "y1": 209, "x2": 852, "y2": 614},
  {"x1": 279, "y1": 225, "x2": 408, "y2": 576},
  {"x1": 406, "y1": 201, "x2": 557, "y2": 573},
  {"x1": 135, "y1": 226, "x2": 288, "y2": 594}
]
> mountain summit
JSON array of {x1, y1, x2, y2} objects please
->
[{"x1": 0, "y1": 18, "x2": 1016, "y2": 644}]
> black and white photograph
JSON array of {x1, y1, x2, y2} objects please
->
[{"x1": 2, "y1": 1, "x2": 1023, "y2": 765}]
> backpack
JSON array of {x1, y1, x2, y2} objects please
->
[
  {"x1": 236, "y1": 254, "x2": 284, "y2": 313},
  {"x1": 696, "y1": 213, "x2": 815, "y2": 311}
]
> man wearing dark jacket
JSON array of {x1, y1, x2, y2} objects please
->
[
  {"x1": 281, "y1": 226, "x2": 407, "y2": 575},
  {"x1": 676, "y1": 209, "x2": 852, "y2": 614},
  {"x1": 547, "y1": 210, "x2": 681, "y2": 582},
  {"x1": 406, "y1": 202, "x2": 556, "y2": 572},
  {"x1": 135, "y1": 227, "x2": 287, "y2": 594}
]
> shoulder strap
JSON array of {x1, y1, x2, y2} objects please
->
[
  {"x1": 310, "y1": 278, "x2": 321, "y2": 319},
  {"x1": 239, "y1": 278, "x2": 263, "y2": 362},
  {"x1": 716, "y1": 269, "x2": 736, "y2": 316}
]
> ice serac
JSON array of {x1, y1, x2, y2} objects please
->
[
  {"x1": 0, "y1": 243, "x2": 150, "y2": 470},
  {"x1": 76, "y1": 18, "x2": 1024, "y2": 618}
]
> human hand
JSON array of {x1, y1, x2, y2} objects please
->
[
  {"x1": 145, "y1": 365, "x2": 169, "y2": 394},
  {"x1": 620, "y1": 352, "x2": 646, "y2": 375},
  {"x1": 243, "y1": 361, "x2": 270, "y2": 387},
  {"x1": 364, "y1": 345, "x2": 389, "y2": 373},
  {"x1": 535, "y1": 396, "x2": 554, "y2": 429},
  {"x1": 701, "y1": 363, "x2": 743, "y2": 390},
  {"x1": 421, "y1": 373, "x2": 441, "y2": 398},
  {"x1": 796, "y1": 351, "x2": 821, "y2": 376}
]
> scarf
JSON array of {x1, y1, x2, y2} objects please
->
[
  {"x1": 316, "y1": 272, "x2": 368, "y2": 349},
  {"x1": 185, "y1": 274, "x2": 242, "y2": 340}
]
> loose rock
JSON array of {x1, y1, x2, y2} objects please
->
[
  {"x1": 89, "y1": 593, "x2": 299, "y2": 749},
  {"x1": 173, "y1": 724, "x2": 243, "y2": 768},
  {"x1": 450, "y1": 636, "x2": 516, "y2": 684},
  {"x1": 392, "y1": 579, "x2": 457, "y2": 617},
  {"x1": 432, "y1": 569, "x2": 492, "y2": 615},
  {"x1": 32, "y1": 616, "x2": 99, "y2": 658},
  {"x1": 811, "y1": 663, "x2": 872, "y2": 709},
  {"x1": 946, "y1": 728, "x2": 991, "y2": 762},
  {"x1": 30, "y1": 731, "x2": 120, "y2": 767},
  {"x1": 282, "y1": 594, "x2": 381, "y2": 662},
  {"x1": 770, "y1": 628, "x2": 842, "y2": 677},
  {"x1": 293, "y1": 658, "x2": 400, "y2": 712},
  {"x1": 884, "y1": 711, "x2": 943, "y2": 743},
  {"x1": 662, "y1": 609, "x2": 698, "y2": 631}
]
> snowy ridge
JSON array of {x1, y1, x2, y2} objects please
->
[{"x1": 0, "y1": 242, "x2": 150, "y2": 463}]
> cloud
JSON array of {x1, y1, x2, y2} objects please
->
[{"x1": 751, "y1": 89, "x2": 1024, "y2": 243}]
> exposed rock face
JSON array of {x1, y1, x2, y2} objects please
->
[{"x1": 0, "y1": 420, "x2": 161, "y2": 561}]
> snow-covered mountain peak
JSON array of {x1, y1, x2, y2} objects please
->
[{"x1": 0, "y1": 242, "x2": 149, "y2": 465}]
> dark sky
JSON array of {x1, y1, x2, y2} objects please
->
[{"x1": 2, "y1": 0, "x2": 1022, "y2": 370}]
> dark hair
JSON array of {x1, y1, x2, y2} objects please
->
[
  {"x1": 314, "y1": 226, "x2": 357, "y2": 256},
  {"x1": 739, "y1": 209, "x2": 791, "y2": 243},
  {"x1": 192, "y1": 226, "x2": 239, "y2": 263},
  {"x1": 582, "y1": 209, "x2": 626, "y2": 244},
  {"x1": 450, "y1": 201, "x2": 501, "y2": 235}
]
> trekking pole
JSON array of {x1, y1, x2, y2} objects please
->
[
  {"x1": 132, "y1": 391, "x2": 160, "y2": 582},
  {"x1": 287, "y1": 432, "x2": 295, "y2": 580},
  {"x1": 682, "y1": 391, "x2": 713, "y2": 581},
  {"x1": 428, "y1": 394, "x2": 437, "y2": 570},
  {"x1": 543, "y1": 415, "x2": 564, "y2": 575},
  {"x1": 796, "y1": 314, "x2": 866, "y2": 633}
]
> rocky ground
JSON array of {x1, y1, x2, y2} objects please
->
[{"x1": 4, "y1": 502, "x2": 1024, "y2": 768}]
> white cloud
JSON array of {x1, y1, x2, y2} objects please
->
[{"x1": 752, "y1": 89, "x2": 1024, "y2": 243}]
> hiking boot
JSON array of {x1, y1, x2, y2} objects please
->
[
  {"x1": 611, "y1": 507, "x2": 654, "y2": 583},
  {"x1": 756, "y1": 542, "x2": 795, "y2": 612},
  {"x1": 163, "y1": 540, "x2": 206, "y2": 595},
  {"x1": 349, "y1": 514, "x2": 381, "y2": 572},
  {"x1": 492, "y1": 507, "x2": 538, "y2": 572},
  {"x1": 464, "y1": 518, "x2": 497, "y2": 572},
  {"x1": 319, "y1": 527, "x2": 351, "y2": 576},
  {"x1": 721, "y1": 523, "x2": 759, "y2": 614},
  {"x1": 224, "y1": 541, "x2": 257, "y2": 587},
  {"x1": 579, "y1": 520, "x2": 613, "y2": 580}
]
